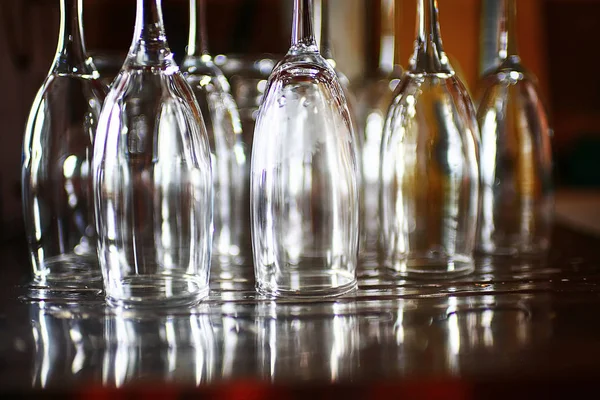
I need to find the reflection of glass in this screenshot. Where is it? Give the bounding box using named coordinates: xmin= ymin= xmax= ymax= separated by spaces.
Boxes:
xmin=439 ymin=295 xmax=549 ymax=374
xmin=31 ymin=303 xmax=104 ymax=389
xmin=359 ymin=296 xmax=550 ymax=377
xmin=103 ymin=310 xmax=215 ymax=387
xmin=251 ymin=0 xmax=359 ymax=297
xmin=183 ymin=0 xmax=247 ymax=266
xmin=257 ymin=303 xmax=359 ymax=382
xmin=360 ymin=299 xmax=438 ymax=375
xmin=217 ymin=314 xmax=259 ymax=379
xmin=22 ymin=0 xmax=106 ymax=290
xmin=357 ymin=0 xmax=403 ymax=262
xmin=476 ymin=0 xmax=553 ymax=256
xmin=93 ymin=0 xmax=213 ymax=307
xmin=380 ymin=0 xmax=479 ymax=277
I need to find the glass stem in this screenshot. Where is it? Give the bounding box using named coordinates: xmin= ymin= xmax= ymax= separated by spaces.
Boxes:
xmin=187 ymin=0 xmax=209 ymax=58
xmin=126 ymin=0 xmax=173 ymax=68
xmin=291 ymin=0 xmax=318 ymax=54
xmin=498 ymin=0 xmax=520 ymax=66
xmin=377 ymin=0 xmax=397 ymax=75
xmin=314 ymin=0 xmax=333 ymax=60
xmin=410 ymin=0 xmax=452 ymax=75
xmin=53 ymin=0 xmax=89 ymax=75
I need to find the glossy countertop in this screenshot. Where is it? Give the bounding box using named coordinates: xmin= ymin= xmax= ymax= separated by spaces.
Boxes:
xmin=2 ymin=217 xmax=600 ymax=398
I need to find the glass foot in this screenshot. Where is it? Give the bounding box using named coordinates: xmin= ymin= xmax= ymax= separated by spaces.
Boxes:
xmin=105 ymin=275 xmax=209 ymax=308
xmin=27 ymin=254 xmax=103 ymax=301
xmin=388 ymin=254 xmax=475 ymax=279
xmin=256 ymin=270 xmax=358 ymax=299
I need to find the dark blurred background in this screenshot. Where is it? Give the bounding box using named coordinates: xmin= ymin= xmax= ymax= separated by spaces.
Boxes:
xmin=1 ymin=0 xmax=599 ymax=239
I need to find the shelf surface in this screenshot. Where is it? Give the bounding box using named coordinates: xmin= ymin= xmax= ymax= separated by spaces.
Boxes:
xmin=2 ymin=220 xmax=600 ymax=398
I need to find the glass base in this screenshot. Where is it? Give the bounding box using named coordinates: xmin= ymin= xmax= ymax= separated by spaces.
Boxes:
xmin=477 ymin=239 xmax=550 ymax=257
xmin=476 ymin=254 xmax=552 ymax=276
xmin=256 ymin=270 xmax=358 ymax=298
xmin=388 ymin=254 xmax=475 ymax=279
xmin=359 ymin=249 xmax=384 ymax=269
xmin=34 ymin=253 xmax=102 ymax=283
xmin=26 ymin=285 xmax=104 ymax=302
xmin=28 ymin=254 xmax=103 ymax=301
xmin=106 ymin=275 xmax=209 ymax=308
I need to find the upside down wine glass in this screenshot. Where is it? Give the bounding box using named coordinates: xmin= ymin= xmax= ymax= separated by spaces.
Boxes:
xmin=357 ymin=0 xmax=404 ymax=263
xmin=476 ymin=0 xmax=553 ymax=256
xmin=182 ymin=0 xmax=247 ymax=266
xmin=251 ymin=0 xmax=359 ymax=297
xmin=314 ymin=0 xmax=364 ymax=256
xmin=93 ymin=0 xmax=213 ymax=307
xmin=380 ymin=0 xmax=480 ymax=276
xmin=22 ymin=0 xmax=106 ymax=293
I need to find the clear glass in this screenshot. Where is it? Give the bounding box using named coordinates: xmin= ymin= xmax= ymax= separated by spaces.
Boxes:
xmin=315 ymin=0 xmax=363 ymax=255
xmin=251 ymin=0 xmax=359 ymax=297
xmin=380 ymin=0 xmax=480 ymax=277
xmin=476 ymin=0 xmax=553 ymax=256
xmin=357 ymin=0 xmax=404 ymax=263
xmin=217 ymin=55 xmax=277 ymax=153
xmin=182 ymin=0 xmax=247 ymax=266
xmin=93 ymin=0 xmax=213 ymax=307
xmin=216 ymin=55 xmax=277 ymax=261
xmin=22 ymin=0 xmax=107 ymax=291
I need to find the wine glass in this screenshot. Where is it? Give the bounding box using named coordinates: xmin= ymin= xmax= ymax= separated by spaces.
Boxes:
xmin=251 ymin=0 xmax=359 ymax=297
xmin=22 ymin=0 xmax=107 ymax=294
xmin=182 ymin=0 xmax=247 ymax=267
xmin=93 ymin=0 xmax=213 ymax=307
xmin=356 ymin=0 xmax=404 ymax=263
xmin=217 ymin=55 xmax=278 ymax=263
xmin=217 ymin=55 xmax=278 ymax=153
xmin=314 ymin=0 xmax=364 ymax=253
xmin=380 ymin=0 xmax=480 ymax=277
xmin=476 ymin=0 xmax=553 ymax=256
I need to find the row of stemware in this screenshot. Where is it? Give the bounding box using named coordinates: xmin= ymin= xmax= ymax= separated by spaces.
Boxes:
xmin=21 ymin=0 xmax=552 ymax=306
